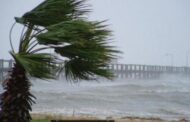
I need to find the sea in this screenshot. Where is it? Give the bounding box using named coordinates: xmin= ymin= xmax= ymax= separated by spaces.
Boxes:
xmin=1 ymin=75 xmax=190 ymax=120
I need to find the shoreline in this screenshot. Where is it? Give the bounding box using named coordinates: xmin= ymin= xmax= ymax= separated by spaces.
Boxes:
xmin=31 ymin=113 xmax=189 ymax=122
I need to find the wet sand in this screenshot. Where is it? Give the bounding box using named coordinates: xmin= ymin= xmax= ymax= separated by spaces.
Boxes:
xmin=31 ymin=113 xmax=189 ymax=122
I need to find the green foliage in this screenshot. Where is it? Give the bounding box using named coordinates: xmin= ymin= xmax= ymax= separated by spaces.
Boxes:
xmin=36 ymin=20 xmax=119 ymax=80
xmin=10 ymin=52 xmax=58 ymax=79
xmin=15 ymin=0 xmax=90 ymax=27
xmin=64 ymin=58 xmax=112 ymax=81
xmin=13 ymin=0 xmax=119 ymax=81
xmin=37 ymin=20 xmax=110 ymax=45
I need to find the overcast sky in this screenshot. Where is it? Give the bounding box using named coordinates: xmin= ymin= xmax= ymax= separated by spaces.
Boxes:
xmin=1 ymin=0 xmax=190 ymax=66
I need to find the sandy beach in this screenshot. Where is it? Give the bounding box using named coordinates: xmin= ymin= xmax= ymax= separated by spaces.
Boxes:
xmin=31 ymin=113 xmax=189 ymax=122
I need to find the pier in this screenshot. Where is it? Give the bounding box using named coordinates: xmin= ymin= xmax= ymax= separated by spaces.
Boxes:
xmin=0 ymin=59 xmax=190 ymax=81
xmin=107 ymin=64 xmax=190 ymax=79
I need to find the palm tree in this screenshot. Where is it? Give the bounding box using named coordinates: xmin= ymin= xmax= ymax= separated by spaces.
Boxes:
xmin=0 ymin=0 xmax=119 ymax=122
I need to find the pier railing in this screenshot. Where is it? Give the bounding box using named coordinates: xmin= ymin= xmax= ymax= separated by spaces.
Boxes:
xmin=0 ymin=59 xmax=190 ymax=81
xmin=107 ymin=64 xmax=190 ymax=79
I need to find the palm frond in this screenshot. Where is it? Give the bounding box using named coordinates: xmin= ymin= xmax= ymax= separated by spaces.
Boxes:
xmin=63 ymin=58 xmax=114 ymax=81
xmin=10 ymin=52 xmax=58 ymax=79
xmin=36 ymin=20 xmax=111 ymax=45
xmin=13 ymin=1 xmax=120 ymax=81
xmin=35 ymin=19 xmax=120 ymax=80
xmin=15 ymin=0 xmax=90 ymax=27
xmin=54 ymin=42 xmax=118 ymax=61
xmin=57 ymin=43 xmax=118 ymax=80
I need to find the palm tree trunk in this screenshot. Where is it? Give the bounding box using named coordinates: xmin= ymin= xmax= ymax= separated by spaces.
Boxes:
xmin=0 ymin=63 xmax=35 ymax=122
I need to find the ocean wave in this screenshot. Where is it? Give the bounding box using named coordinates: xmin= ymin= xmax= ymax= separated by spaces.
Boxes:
xmin=141 ymin=88 xmax=190 ymax=93
xmin=32 ymin=107 xmax=190 ymax=121
xmin=1 ymin=77 xmax=190 ymax=121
